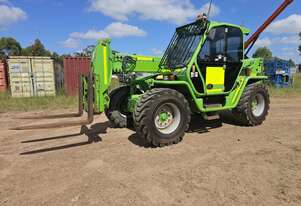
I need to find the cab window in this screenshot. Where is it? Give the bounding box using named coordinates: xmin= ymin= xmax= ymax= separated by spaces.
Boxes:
xmin=227 ymin=27 xmax=243 ymax=62
xmin=198 ymin=27 xmax=226 ymax=62
xmin=198 ymin=26 xmax=243 ymax=63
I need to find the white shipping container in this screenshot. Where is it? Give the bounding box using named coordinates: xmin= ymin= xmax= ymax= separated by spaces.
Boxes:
xmin=7 ymin=56 xmax=56 ymax=97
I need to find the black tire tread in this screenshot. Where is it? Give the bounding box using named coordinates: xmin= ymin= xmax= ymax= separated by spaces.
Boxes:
xmin=134 ymin=88 xmax=191 ymax=147
xmin=233 ymin=83 xmax=270 ymax=126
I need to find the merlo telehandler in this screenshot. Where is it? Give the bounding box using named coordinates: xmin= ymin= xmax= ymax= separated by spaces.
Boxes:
xmin=15 ymin=0 xmax=294 ymax=147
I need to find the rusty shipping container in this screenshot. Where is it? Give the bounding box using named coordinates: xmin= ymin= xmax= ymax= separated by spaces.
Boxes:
xmin=64 ymin=57 xmax=91 ymax=96
xmin=0 ymin=60 xmax=8 ymax=92
xmin=7 ymin=56 xmax=56 ymax=97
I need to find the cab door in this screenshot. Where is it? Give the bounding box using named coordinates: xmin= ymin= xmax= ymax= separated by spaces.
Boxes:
xmin=197 ymin=26 xmax=244 ymax=94
xmin=197 ymin=27 xmax=227 ymax=95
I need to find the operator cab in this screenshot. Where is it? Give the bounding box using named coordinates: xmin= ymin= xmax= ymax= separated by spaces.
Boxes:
xmin=159 ymin=19 xmax=250 ymax=96
xmin=198 ymin=24 xmax=245 ymax=94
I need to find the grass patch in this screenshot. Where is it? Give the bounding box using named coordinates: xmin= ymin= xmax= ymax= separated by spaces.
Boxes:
xmin=0 ymin=73 xmax=300 ymax=113
xmin=269 ymin=73 xmax=301 ymax=97
xmin=0 ymin=78 xmax=120 ymax=113
xmin=0 ymin=92 xmax=77 ymax=113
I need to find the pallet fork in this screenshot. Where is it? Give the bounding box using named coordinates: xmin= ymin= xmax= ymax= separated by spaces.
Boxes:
xmin=11 ymin=72 xmax=95 ymax=130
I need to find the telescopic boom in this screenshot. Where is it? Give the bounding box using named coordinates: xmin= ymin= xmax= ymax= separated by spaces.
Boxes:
xmin=244 ymin=0 xmax=294 ymax=50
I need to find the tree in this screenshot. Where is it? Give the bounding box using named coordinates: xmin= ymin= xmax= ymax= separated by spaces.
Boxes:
xmin=73 ymin=45 xmax=95 ymax=57
xmin=21 ymin=39 xmax=51 ymax=56
xmin=288 ymin=59 xmax=295 ymax=68
xmin=51 ymin=52 xmax=65 ymax=64
xmin=0 ymin=37 xmax=22 ymax=59
xmin=73 ymin=52 xmax=86 ymax=57
xmin=299 ymin=32 xmax=301 ymax=55
xmin=252 ymin=47 xmax=273 ymax=59
xmin=83 ymin=45 xmax=95 ymax=57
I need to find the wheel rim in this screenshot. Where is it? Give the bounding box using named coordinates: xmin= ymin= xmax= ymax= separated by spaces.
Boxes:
xmin=251 ymin=93 xmax=265 ymax=117
xmin=154 ymin=103 xmax=181 ymax=134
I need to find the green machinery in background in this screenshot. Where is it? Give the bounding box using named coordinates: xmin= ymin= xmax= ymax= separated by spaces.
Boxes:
xmin=15 ymin=0 xmax=294 ymax=147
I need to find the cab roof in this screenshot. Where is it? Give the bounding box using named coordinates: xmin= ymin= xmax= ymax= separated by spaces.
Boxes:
xmin=209 ymin=21 xmax=251 ymax=35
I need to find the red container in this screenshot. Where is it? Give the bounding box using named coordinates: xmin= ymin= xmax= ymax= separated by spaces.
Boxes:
xmin=0 ymin=60 xmax=8 ymax=92
xmin=64 ymin=57 xmax=91 ymax=96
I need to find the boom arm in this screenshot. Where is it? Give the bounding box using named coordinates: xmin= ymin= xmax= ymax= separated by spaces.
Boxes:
xmin=91 ymin=39 xmax=161 ymax=113
xmin=244 ymin=0 xmax=293 ymax=50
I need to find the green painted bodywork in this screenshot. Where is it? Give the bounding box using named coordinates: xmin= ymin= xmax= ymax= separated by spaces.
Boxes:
xmin=90 ymin=39 xmax=112 ymax=113
xmin=83 ymin=20 xmax=267 ymax=115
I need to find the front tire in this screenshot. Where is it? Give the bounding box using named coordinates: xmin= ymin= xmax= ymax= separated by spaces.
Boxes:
xmin=232 ymin=84 xmax=270 ymax=126
xmin=105 ymin=86 xmax=132 ymax=128
xmin=134 ymin=88 xmax=191 ymax=147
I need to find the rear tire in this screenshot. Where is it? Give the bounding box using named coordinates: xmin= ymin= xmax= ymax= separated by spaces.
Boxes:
xmin=134 ymin=88 xmax=191 ymax=147
xmin=105 ymin=86 xmax=132 ymax=128
xmin=232 ymin=84 xmax=270 ymax=126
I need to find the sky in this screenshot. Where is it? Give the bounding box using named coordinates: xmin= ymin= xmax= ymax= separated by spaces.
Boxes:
xmin=0 ymin=0 xmax=300 ymax=63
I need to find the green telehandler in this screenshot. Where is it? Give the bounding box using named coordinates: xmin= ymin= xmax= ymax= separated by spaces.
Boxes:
xmin=15 ymin=0 xmax=293 ymax=147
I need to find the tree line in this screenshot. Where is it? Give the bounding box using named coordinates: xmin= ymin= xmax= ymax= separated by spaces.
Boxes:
xmin=0 ymin=37 xmax=94 ymax=64
xmin=0 ymin=36 xmax=298 ymax=66
xmin=299 ymin=32 xmax=301 ymax=55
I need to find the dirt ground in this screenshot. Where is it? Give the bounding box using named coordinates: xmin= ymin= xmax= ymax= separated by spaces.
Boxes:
xmin=0 ymin=97 xmax=301 ymax=206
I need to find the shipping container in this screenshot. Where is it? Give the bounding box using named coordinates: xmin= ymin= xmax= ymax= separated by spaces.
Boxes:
xmin=0 ymin=60 xmax=8 ymax=92
xmin=64 ymin=57 xmax=91 ymax=96
xmin=7 ymin=56 xmax=56 ymax=97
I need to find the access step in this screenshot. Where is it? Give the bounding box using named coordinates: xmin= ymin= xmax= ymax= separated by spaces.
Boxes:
xmin=204 ymin=104 xmax=223 ymax=108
